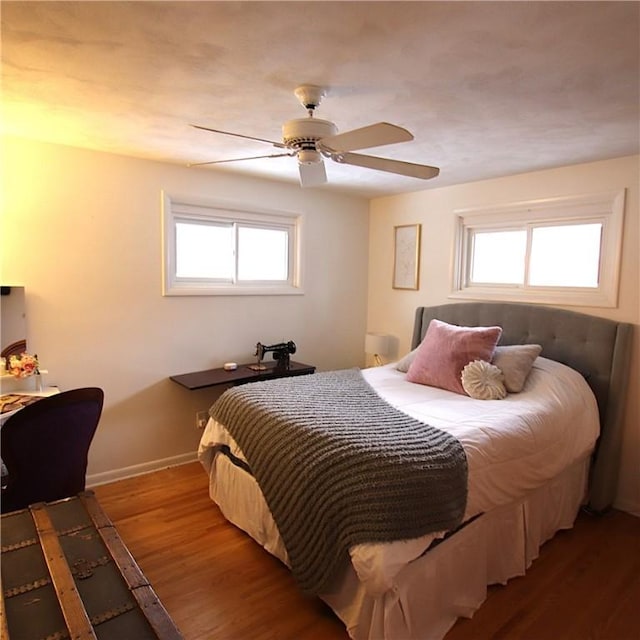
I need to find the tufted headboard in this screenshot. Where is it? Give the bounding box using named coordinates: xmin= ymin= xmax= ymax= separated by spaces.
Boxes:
xmin=411 ymin=302 xmax=633 ymax=513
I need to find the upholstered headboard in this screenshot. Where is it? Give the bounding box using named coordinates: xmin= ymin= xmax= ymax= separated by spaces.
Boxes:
xmin=411 ymin=302 xmax=633 ymax=513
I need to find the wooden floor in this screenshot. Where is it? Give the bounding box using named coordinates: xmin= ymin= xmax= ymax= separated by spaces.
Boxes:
xmin=94 ymin=462 xmax=640 ymax=640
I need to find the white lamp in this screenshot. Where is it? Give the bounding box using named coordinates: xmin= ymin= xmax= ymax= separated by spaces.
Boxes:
xmin=365 ymin=332 xmax=390 ymax=366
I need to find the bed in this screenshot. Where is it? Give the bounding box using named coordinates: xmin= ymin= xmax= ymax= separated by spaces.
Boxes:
xmin=198 ymin=302 xmax=632 ymax=640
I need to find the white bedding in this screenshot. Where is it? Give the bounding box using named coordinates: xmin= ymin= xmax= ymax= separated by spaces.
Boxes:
xmin=198 ymin=356 xmax=599 ymax=597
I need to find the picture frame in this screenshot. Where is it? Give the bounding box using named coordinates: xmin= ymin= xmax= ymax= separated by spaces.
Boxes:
xmin=393 ymin=224 xmax=421 ymax=290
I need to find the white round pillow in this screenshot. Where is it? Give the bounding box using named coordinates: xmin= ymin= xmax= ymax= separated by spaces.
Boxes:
xmin=461 ymin=360 xmax=507 ymax=400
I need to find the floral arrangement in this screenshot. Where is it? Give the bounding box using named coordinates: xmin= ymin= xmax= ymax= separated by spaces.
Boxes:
xmin=8 ymin=353 xmax=39 ymax=378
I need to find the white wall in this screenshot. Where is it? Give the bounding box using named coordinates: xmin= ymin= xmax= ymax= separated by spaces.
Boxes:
xmin=367 ymin=155 xmax=640 ymax=514
xmin=3 ymin=139 xmax=637 ymax=511
xmin=0 ymin=136 xmax=370 ymax=482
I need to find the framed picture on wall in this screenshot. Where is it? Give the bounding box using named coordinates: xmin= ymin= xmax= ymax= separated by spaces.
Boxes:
xmin=393 ymin=224 xmax=421 ymax=290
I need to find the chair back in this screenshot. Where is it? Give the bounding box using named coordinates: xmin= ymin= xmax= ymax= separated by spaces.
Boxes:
xmin=1 ymin=339 xmax=27 ymax=360
xmin=1 ymin=387 xmax=104 ymax=513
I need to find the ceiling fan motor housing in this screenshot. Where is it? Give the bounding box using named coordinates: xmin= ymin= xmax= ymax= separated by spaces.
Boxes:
xmin=282 ymin=118 xmax=338 ymax=163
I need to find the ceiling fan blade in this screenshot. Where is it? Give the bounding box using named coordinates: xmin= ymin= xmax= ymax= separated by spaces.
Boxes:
xmin=190 ymin=124 xmax=287 ymax=149
xmin=298 ymin=161 xmax=327 ymax=187
xmin=333 ymin=152 xmax=440 ymax=180
xmin=188 ymin=152 xmax=293 ymax=167
xmin=318 ymin=122 xmax=413 ymax=153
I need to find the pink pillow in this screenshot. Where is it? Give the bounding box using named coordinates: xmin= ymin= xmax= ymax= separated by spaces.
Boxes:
xmin=406 ymin=319 xmax=503 ymax=395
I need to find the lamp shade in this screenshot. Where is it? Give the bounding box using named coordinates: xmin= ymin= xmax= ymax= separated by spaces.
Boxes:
xmin=365 ymin=332 xmax=390 ymax=356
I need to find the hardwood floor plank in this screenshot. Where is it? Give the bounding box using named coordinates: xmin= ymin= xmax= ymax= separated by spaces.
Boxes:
xmin=94 ymin=462 xmax=640 ymax=640
xmin=94 ymin=463 xmax=347 ymax=640
xmin=446 ymin=507 xmax=640 ymax=640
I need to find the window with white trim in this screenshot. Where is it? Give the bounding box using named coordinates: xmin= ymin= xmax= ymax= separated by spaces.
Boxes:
xmin=162 ymin=193 xmax=303 ymax=296
xmin=451 ymin=190 xmax=625 ymax=308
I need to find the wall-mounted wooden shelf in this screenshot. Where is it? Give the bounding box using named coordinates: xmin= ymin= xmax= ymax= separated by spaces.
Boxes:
xmin=170 ymin=361 xmax=316 ymax=391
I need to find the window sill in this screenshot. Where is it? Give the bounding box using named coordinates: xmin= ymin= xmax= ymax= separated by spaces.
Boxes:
xmin=163 ymin=284 xmax=305 ymax=297
xmin=448 ymin=286 xmax=616 ymax=308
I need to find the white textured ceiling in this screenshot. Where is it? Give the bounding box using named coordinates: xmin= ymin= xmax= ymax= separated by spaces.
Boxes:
xmin=2 ymin=1 xmax=639 ymax=198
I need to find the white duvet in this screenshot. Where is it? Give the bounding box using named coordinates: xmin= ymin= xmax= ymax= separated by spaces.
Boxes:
xmin=198 ymin=356 xmax=599 ymax=596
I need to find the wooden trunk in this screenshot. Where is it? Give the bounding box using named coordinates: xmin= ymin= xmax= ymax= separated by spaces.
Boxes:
xmin=0 ymin=491 xmax=183 ymax=640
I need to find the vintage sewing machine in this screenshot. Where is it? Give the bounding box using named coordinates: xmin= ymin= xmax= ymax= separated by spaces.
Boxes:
xmin=249 ymin=340 xmax=297 ymax=371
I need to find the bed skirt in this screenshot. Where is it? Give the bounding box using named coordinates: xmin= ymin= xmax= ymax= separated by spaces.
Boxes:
xmin=206 ymin=451 xmax=589 ymax=640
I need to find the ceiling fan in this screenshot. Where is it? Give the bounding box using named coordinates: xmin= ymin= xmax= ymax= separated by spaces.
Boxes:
xmin=189 ymin=85 xmax=440 ymax=187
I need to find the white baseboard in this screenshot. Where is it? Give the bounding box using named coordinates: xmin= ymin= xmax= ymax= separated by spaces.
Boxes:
xmin=613 ymin=497 xmax=640 ymax=518
xmin=86 ymin=452 xmax=199 ymax=488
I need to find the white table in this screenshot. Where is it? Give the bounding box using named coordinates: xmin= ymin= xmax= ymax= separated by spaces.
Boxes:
xmin=0 ymin=387 xmax=60 ymax=426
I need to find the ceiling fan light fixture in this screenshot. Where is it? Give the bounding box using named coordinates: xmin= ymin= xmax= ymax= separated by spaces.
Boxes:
xmin=297 ymin=149 xmax=322 ymax=165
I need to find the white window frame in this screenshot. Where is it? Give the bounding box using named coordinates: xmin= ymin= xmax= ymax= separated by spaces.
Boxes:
xmin=450 ymin=190 xmax=625 ymax=308
xmin=162 ymin=192 xmax=303 ymax=296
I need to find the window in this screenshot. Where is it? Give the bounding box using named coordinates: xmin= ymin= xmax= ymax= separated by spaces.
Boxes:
xmin=451 ymin=190 xmax=625 ymax=307
xmin=162 ymin=193 xmax=303 ymax=296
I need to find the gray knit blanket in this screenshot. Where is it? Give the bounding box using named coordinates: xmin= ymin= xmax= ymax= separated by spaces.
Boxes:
xmin=209 ymin=368 xmax=468 ymax=595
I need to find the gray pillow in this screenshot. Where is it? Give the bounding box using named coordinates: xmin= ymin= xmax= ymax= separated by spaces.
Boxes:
xmin=492 ymin=344 xmax=542 ymax=393
xmin=395 ymin=347 xmax=419 ymax=373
